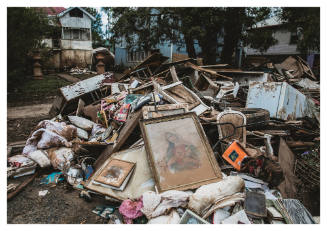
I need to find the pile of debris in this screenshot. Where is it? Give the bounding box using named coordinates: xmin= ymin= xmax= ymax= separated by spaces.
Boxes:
xmin=70 ymin=67 xmax=96 ymax=75
xmin=8 ymin=53 xmax=320 ymax=224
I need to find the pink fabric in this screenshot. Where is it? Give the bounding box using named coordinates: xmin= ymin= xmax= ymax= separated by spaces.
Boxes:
xmin=119 ymin=198 xmax=143 ymax=224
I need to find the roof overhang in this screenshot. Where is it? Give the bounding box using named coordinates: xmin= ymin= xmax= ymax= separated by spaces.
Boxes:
xmin=57 ymin=7 xmax=96 ymax=21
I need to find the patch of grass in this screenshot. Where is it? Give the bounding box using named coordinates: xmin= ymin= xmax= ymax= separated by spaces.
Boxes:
xmin=8 ymin=74 xmax=70 ymax=104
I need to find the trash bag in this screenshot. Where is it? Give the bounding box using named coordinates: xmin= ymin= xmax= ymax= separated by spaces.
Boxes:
xmin=22 ymin=120 xmax=76 ymax=156
xmin=47 ymin=147 xmax=74 ymax=171
xmin=68 ymin=116 xmax=96 ymax=131
xmin=28 ymin=150 xmax=51 ymax=168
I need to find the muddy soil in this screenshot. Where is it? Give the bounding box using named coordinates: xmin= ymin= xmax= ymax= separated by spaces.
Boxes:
xmin=7 ymin=116 xmax=50 ymax=143
xmin=7 ymin=171 xmax=111 ymax=224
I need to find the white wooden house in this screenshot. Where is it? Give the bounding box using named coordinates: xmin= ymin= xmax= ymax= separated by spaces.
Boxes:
xmin=42 ymin=7 xmax=95 ymax=69
xmin=246 ymin=16 xmax=300 ymax=56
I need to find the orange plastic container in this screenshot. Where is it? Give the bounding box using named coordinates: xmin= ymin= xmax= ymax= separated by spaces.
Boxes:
xmin=222 ymin=141 xmax=248 ymax=171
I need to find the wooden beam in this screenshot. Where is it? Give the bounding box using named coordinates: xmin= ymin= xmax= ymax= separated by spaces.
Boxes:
xmin=185 ymin=62 xmax=233 ymax=81
xmin=169 ymin=66 xmax=180 ymax=82
xmin=7 ymin=172 xmax=38 ymax=200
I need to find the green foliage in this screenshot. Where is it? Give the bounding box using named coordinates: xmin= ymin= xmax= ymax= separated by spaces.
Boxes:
xmin=279 ymin=7 xmax=320 ymax=54
xmin=108 ymin=7 xmax=276 ymax=65
xmin=84 ymin=7 xmax=105 ymax=48
xmin=246 ymin=28 xmax=278 ymax=53
xmin=7 ymin=7 xmax=53 ymax=84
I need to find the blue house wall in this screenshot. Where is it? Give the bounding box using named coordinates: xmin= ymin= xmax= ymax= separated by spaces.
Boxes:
xmin=115 ymin=41 xmax=202 ymax=67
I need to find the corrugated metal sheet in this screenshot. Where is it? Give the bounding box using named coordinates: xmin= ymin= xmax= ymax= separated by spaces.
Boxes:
xmin=246 ymin=82 xmax=313 ymax=120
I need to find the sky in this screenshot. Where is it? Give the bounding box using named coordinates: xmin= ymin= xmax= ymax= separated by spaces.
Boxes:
xmin=95 ymin=7 xmax=109 ymax=38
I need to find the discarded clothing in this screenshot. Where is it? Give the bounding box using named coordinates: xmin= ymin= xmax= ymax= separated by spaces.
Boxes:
xmin=141 ymin=190 xmax=192 ymax=219
xmin=119 ymin=198 xmax=144 ymax=224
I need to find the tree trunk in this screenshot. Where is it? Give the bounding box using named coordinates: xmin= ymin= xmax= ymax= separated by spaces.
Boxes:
xmin=198 ymin=29 xmax=218 ymax=65
xmin=221 ymin=8 xmax=245 ymax=65
xmin=184 ymin=34 xmax=197 ymax=58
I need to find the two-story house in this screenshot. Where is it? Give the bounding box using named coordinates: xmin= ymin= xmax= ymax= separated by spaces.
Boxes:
xmin=42 ymin=7 xmax=96 ymax=69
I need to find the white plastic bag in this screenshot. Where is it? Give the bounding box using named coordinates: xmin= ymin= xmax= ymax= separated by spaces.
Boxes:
xmin=76 ymin=127 xmax=89 ymax=140
xmin=68 ymin=116 xmax=96 ymax=131
xmin=28 ymin=150 xmax=51 ymax=168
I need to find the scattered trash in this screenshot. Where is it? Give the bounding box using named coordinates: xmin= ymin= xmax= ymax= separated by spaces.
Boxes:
xmin=179 ymin=209 xmax=210 ymax=224
xmin=40 ymin=172 xmax=64 ymax=185
xmin=38 ymin=190 xmax=49 ymax=197
xmin=9 ymin=51 xmax=319 ymax=224
xmin=92 ymin=205 xmax=115 ymax=219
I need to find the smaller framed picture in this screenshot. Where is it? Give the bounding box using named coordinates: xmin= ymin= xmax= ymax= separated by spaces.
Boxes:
xmin=94 ymin=159 xmax=135 ymax=189
xmin=180 ymin=209 xmax=210 ymax=224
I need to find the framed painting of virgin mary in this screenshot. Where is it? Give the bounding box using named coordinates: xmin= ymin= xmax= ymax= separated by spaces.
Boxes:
xmin=140 ymin=112 xmax=222 ymax=193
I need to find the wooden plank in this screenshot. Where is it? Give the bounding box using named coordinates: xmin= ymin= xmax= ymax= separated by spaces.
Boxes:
xmin=117 ymin=53 xmax=169 ymax=81
xmin=7 ymin=172 xmax=38 ymax=200
xmin=185 ymin=62 xmax=233 ymax=81
xmin=169 ymin=66 xmax=180 ymax=82
xmin=199 ymin=64 xmax=229 ymax=68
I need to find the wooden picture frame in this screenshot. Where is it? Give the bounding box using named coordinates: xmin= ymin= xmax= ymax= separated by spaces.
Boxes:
xmin=142 ymin=103 xmax=189 ymax=120
xmin=94 ymin=158 xmax=135 ymax=188
xmin=140 ymin=112 xmax=222 ymax=193
xmin=85 ymin=146 xmax=155 ymax=201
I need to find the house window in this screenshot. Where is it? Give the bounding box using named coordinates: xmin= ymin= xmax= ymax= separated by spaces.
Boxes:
xmin=127 ymin=51 xmax=149 ymax=62
xmin=72 ymin=29 xmax=80 ymax=40
xmin=69 ymin=8 xmax=83 ymax=18
xmin=62 ymin=28 xmax=91 ymax=41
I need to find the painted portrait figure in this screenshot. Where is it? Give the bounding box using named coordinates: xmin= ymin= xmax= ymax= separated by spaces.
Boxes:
xmin=165 ymin=132 xmax=201 ymax=173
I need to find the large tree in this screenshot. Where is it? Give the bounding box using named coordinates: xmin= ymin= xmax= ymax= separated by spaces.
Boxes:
xmin=108 ymin=7 xmax=276 ymax=65
xmin=7 ymin=7 xmax=52 ymax=77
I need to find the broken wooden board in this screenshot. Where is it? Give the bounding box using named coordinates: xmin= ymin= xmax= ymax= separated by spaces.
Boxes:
xmin=185 ymin=62 xmax=233 ymax=81
xmin=157 ymin=81 xmax=209 ymax=115
xmin=142 ymin=104 xmax=189 ymax=119
xmin=7 ymin=172 xmax=38 ymax=200
xmin=277 ymin=138 xmax=301 ymax=199
xmin=117 ymin=53 xmax=169 ymax=81
xmin=49 ymin=74 xmax=112 ymax=117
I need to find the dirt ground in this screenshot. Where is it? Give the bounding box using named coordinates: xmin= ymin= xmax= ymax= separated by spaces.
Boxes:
xmin=7 ymin=170 xmax=112 ymax=224
xmin=7 ymin=73 xmax=116 ymax=224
